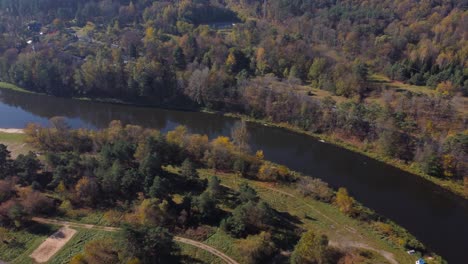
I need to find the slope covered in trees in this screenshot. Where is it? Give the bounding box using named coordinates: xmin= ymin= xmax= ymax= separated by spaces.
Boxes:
xmin=0 ymin=120 xmax=442 ymax=263
xmin=0 ymin=0 xmax=466 ymax=195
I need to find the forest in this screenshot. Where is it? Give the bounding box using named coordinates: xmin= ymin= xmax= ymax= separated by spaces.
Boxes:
xmin=0 ymin=119 xmax=440 ymax=263
xmin=0 ymin=1 xmax=466 ymax=195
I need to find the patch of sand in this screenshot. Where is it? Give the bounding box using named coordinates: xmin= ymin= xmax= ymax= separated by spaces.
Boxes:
xmin=0 ymin=129 xmax=24 ymax=134
xmin=29 ymin=226 xmax=77 ymax=263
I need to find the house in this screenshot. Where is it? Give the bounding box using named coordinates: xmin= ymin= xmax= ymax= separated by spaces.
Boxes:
xmin=416 ymin=258 xmax=426 ymax=264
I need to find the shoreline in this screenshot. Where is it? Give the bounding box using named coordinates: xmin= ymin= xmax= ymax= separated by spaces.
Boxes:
xmin=0 ymin=84 xmax=466 ymax=199
xmin=0 ymin=128 xmax=25 ymax=134
xmin=226 ymin=113 xmax=467 ymax=199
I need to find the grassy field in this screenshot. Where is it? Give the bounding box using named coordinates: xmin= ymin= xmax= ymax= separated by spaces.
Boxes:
xmin=369 ymin=74 xmax=436 ymax=96
xmin=192 ymin=168 xmax=426 ymax=264
xmin=0 ymin=82 xmax=34 ymax=94
xmin=0 ymin=132 xmax=32 ymax=157
xmin=0 ymin=224 xmax=59 ymax=263
xmin=369 ymin=74 xmax=467 ymax=114
xmin=47 ymin=228 xmax=118 ymax=264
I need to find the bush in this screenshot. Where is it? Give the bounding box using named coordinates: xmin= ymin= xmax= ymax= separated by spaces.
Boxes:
xmin=237 ymin=232 xmax=277 ymax=264
xmin=257 ymin=162 xmax=292 ymax=182
xmin=297 ymin=178 xmax=333 ymax=202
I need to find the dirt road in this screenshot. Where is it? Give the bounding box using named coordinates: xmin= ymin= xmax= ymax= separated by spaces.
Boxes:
xmin=32 ymin=217 xmax=239 ymax=264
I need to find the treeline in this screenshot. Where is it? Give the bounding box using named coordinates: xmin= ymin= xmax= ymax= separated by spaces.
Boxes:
xmin=0 ymin=119 xmax=434 ymax=263
xmin=239 ymin=76 xmax=467 ymax=181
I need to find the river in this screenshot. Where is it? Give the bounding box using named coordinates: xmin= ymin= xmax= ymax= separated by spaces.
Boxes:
xmin=0 ymin=89 xmax=467 ymax=262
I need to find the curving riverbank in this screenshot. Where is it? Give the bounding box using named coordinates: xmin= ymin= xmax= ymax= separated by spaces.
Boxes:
xmin=224 ymin=113 xmax=467 ymax=199
xmin=0 ymin=83 xmax=465 ymax=199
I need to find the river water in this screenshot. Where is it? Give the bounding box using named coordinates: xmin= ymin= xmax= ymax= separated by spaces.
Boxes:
xmin=0 ymin=89 xmax=466 ymax=262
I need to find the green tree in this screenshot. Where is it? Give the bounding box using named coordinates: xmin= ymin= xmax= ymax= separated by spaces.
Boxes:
xmin=308 ymin=58 xmax=326 ymax=82
xmin=180 ymin=159 xmax=198 ymax=179
xmin=291 ymin=230 xmax=330 ymax=264
xmin=14 ymin=152 xmax=41 ymax=185
xmin=123 ymin=225 xmax=179 ymax=264
xmin=0 ymin=144 xmax=12 ymax=179
xmin=238 ymin=183 xmax=258 ymax=203
xmin=194 ymin=191 xmax=217 ymax=221
xmin=207 ymin=176 xmax=221 ymax=197
xmin=149 ymin=176 xmax=168 ymax=199
xmin=173 ymin=47 xmax=186 ymax=70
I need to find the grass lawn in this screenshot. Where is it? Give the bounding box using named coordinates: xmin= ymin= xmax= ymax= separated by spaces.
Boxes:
xmin=0 ymin=224 xmax=59 ymax=263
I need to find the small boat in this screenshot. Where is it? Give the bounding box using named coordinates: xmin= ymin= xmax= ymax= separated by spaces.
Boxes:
xmin=319 ymin=139 xmax=325 ymax=143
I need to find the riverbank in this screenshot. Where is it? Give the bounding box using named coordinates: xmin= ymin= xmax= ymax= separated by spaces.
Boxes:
xmin=0 ymin=128 xmax=24 ymax=134
xmin=225 ymin=113 xmax=467 ymax=199
xmin=0 ymin=83 xmax=465 ymax=199
xmin=192 ymin=168 xmax=441 ymax=264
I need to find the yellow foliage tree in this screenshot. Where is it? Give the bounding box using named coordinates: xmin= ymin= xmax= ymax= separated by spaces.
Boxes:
xmin=442 ymin=154 xmax=456 ymax=177
xmin=436 ymin=81 xmax=455 ymax=97
xmin=335 ymin=188 xmax=354 ymax=215
xmin=166 ymin=125 xmax=188 ymax=147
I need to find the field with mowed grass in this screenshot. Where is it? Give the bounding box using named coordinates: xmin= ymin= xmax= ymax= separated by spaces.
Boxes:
xmin=0 ymin=224 xmax=59 ymax=263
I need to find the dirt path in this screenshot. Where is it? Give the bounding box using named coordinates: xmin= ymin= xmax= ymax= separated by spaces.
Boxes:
xmin=329 ymin=241 xmax=398 ymax=264
xmin=32 ymin=217 xmax=239 ymax=264
xmin=0 ymin=129 xmax=24 ymax=134
xmin=174 ymin=237 xmax=239 ymax=264
xmin=29 ymin=226 xmax=77 ymax=263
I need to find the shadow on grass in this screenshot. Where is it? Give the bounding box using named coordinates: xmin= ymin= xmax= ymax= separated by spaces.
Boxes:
xmin=216 ymin=185 xmax=240 ymax=209
xmin=179 ymin=255 xmax=205 ymax=264
xmin=26 ymin=222 xmax=56 ymax=236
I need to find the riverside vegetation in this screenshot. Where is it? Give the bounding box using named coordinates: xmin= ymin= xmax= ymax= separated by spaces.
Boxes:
xmin=0 ymin=119 xmax=443 ymax=263
xmin=0 ymin=0 xmax=466 ymax=198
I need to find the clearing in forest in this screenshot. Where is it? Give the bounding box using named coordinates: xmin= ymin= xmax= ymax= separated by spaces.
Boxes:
xmin=29 ymin=226 xmax=77 ymax=263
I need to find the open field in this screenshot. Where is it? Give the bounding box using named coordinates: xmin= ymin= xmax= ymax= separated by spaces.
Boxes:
xmin=29 ymin=226 xmax=77 ymax=263
xmin=193 ymin=168 xmax=422 ymax=264
xmin=0 ymin=82 xmax=34 ymax=94
xmin=47 ymin=228 xmax=118 ymax=264
xmin=369 ymin=74 xmax=468 ymax=115
xmin=31 ymin=218 xmax=239 ymax=264
xmin=0 ymin=224 xmax=59 ymax=263
xmin=0 ymin=132 xmax=31 ymax=158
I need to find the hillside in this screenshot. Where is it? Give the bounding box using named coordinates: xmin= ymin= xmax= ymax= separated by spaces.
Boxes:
xmin=0 ymin=123 xmax=443 ymax=263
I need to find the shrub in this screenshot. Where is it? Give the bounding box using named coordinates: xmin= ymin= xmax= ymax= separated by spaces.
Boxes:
xmin=297 ymin=178 xmax=333 ymax=202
